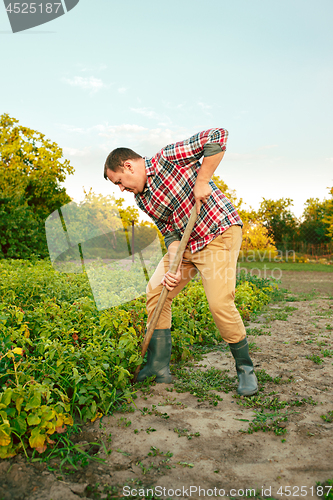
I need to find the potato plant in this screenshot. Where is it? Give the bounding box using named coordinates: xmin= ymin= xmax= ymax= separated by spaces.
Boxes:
xmin=0 ymin=259 xmax=278 ymax=458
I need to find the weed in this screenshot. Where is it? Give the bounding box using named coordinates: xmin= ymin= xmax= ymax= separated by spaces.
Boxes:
xmin=306 ymin=354 xmax=323 ymax=364
xmin=316 ymin=478 xmax=333 ymax=500
xmin=147 ymin=446 xmax=173 ymax=458
xmin=321 ymin=411 xmax=333 ymax=423
xmin=245 ymin=409 xmax=289 ymax=436
xmin=177 ymin=461 xmax=194 ymax=468
xmin=284 ymin=306 xmax=298 ymax=312
xmin=174 ymin=366 xmax=237 ymax=405
xmin=248 ymin=341 xmax=261 ymax=352
xmin=139 ymin=405 xmax=170 ymax=419
xmin=32 ymin=424 xmax=105 ymax=472
xmin=246 ymin=327 xmax=271 ymax=336
xmin=116 ymin=417 xmax=131 ymax=428
xmin=321 ymin=349 xmax=333 ymax=357
xmin=116 ymin=448 xmax=131 ymax=456
xmin=256 ymin=369 xmax=282 ymax=385
xmin=237 ymin=394 xmax=317 ymax=411
xmin=173 ymin=428 xmax=200 ymax=440
xmin=145 ymin=427 xmax=156 ymax=434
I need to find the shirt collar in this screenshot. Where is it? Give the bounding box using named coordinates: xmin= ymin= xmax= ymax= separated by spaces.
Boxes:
xmin=144 ymin=156 xmax=156 ymax=177
xmin=135 ymin=157 xmax=155 ymax=199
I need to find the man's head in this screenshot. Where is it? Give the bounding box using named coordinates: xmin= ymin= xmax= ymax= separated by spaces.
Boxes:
xmin=104 ymin=147 xmax=147 ymax=195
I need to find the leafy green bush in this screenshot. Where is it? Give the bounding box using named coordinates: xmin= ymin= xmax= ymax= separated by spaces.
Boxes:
xmin=0 ymin=259 xmax=280 ymax=458
xmin=0 ymin=378 xmax=73 ymax=459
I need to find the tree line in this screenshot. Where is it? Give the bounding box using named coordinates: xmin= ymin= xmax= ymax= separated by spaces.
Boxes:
xmin=0 ymin=113 xmax=332 ymax=259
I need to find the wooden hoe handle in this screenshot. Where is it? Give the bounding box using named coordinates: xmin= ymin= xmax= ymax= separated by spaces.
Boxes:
xmin=132 ymin=204 xmax=199 ymax=383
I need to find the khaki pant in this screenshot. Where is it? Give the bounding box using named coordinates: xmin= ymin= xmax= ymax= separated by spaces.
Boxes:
xmin=146 ymin=225 xmax=246 ymax=344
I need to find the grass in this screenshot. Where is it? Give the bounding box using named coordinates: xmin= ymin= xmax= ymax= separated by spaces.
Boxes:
xmin=172 ymin=365 xmax=237 ymax=405
xmin=237 ymin=261 xmax=333 ymax=272
xmin=316 ymin=478 xmax=333 ymax=500
xmin=246 ymin=327 xmax=271 ymax=336
xmin=321 ymin=411 xmax=333 ymax=423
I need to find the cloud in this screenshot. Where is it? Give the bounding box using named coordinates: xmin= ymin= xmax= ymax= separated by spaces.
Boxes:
xmin=130 ymin=107 xmax=161 ymax=120
xmin=58 ymin=123 xmax=112 ymax=135
xmin=63 ymin=146 xmax=90 ymax=157
xmin=97 ymin=125 xmax=191 ymax=156
xmin=62 ymin=76 xmax=107 ymax=93
xmin=59 ymin=122 xmax=192 ymax=159
xmin=118 ymin=87 xmax=127 ymax=94
xmin=197 ymin=102 xmax=212 ymax=110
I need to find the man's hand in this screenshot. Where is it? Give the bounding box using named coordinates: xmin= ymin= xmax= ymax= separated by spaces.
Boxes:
xmin=193 ymin=179 xmax=212 ymax=214
xmin=161 ymin=240 xmax=183 ymax=291
xmin=161 ymin=266 xmax=182 ymax=291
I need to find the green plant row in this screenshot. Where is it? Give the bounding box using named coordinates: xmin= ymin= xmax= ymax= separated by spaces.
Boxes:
xmin=0 ymin=259 xmax=280 ymax=458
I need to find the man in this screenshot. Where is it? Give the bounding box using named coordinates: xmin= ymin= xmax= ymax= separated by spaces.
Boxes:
xmin=104 ymin=129 xmax=258 ymax=396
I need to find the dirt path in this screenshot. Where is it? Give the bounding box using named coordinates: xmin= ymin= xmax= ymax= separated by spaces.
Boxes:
xmin=1 ymin=273 xmax=333 ymax=500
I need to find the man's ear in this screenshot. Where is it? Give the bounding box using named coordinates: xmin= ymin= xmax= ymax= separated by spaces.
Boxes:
xmin=123 ymin=160 xmax=133 ymax=171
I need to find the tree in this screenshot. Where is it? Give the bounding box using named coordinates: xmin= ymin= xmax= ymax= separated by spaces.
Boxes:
xmin=298 ymin=196 xmax=332 ymax=244
xmin=0 ymin=196 xmax=47 ymax=258
xmin=322 ymin=187 xmax=333 ymax=240
xmin=212 ymin=175 xmax=275 ymax=252
xmin=0 ymin=113 xmax=74 ymax=258
xmin=211 ymin=174 xmax=242 ymax=209
xmin=257 ymin=198 xmax=298 ymax=247
xmin=0 ymin=113 xmax=73 ymax=219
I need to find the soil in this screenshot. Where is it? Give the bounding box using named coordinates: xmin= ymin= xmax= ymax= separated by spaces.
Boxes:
xmin=1 ymin=272 xmax=333 ymax=500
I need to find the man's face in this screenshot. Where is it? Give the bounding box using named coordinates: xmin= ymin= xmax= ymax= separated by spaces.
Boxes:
xmin=106 ymin=160 xmax=147 ymax=195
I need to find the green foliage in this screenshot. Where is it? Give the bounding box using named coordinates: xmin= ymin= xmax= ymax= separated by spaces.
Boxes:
xmin=0 ymin=258 xmax=279 ymax=458
xmin=299 ymin=196 xmax=333 ymax=244
xmin=0 ymin=113 xmax=74 ymax=258
xmin=173 ymin=366 xmax=236 ymax=405
xmin=0 ymin=113 xmax=73 ymax=218
xmin=0 ymin=379 xmax=73 ymax=459
xmin=321 ymin=411 xmax=333 ymax=423
xmin=257 ymin=197 xmax=298 ymax=247
xmin=171 ymin=280 xmax=220 ymax=360
xmin=0 ymin=196 xmax=49 ymax=258
xmin=234 ymin=282 xmax=271 ymax=321
xmin=246 ymin=409 xmax=289 ymax=436
xmin=306 ymin=354 xmax=323 ymax=365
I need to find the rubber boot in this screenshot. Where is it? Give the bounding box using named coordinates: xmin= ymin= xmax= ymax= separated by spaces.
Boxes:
xmin=137 ymin=329 xmax=172 ymax=383
xmin=229 ymin=337 xmax=258 ymax=396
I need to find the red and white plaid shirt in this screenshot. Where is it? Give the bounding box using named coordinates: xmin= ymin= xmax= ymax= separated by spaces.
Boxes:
xmin=135 ymin=129 xmax=243 ymax=253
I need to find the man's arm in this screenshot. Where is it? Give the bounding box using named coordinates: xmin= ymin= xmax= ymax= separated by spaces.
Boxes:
xmin=161 ymin=128 xmax=228 ymax=168
xmin=194 ymin=150 xmax=225 ymax=214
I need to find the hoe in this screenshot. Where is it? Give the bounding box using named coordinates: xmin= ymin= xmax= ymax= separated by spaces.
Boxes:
xmin=132 ymin=204 xmax=199 ymax=383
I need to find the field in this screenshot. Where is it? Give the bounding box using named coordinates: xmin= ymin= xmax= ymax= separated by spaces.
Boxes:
xmin=0 ymin=261 xmax=333 ymax=500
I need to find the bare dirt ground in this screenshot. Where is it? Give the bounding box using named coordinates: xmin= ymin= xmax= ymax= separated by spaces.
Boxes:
xmin=1 ymin=271 xmax=332 ymax=500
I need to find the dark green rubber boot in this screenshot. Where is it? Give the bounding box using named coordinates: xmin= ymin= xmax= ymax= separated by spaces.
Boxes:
xmin=137 ymin=329 xmax=172 ymax=384
xmin=229 ymin=337 xmax=258 ymax=396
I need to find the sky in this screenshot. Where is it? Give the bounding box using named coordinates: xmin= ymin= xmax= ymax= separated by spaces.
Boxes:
xmin=1 ymin=0 xmax=332 ymax=221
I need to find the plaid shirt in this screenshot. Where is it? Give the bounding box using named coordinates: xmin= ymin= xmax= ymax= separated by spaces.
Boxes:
xmin=135 ymin=129 xmax=243 ymax=254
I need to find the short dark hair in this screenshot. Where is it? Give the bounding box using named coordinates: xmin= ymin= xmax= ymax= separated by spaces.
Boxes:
xmin=104 ymin=147 xmax=142 ymax=180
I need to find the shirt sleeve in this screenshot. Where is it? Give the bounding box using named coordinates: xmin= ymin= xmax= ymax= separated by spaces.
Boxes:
xmin=161 ymin=128 xmax=228 ymax=167
xmin=148 ymin=213 xmax=174 ymax=238
xmin=203 ymin=143 xmax=223 ymax=157
xmin=164 ymin=231 xmax=181 ymax=249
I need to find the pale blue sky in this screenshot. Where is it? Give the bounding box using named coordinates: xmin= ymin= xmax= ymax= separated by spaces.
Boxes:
xmin=1 ymin=0 xmax=332 ymax=220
